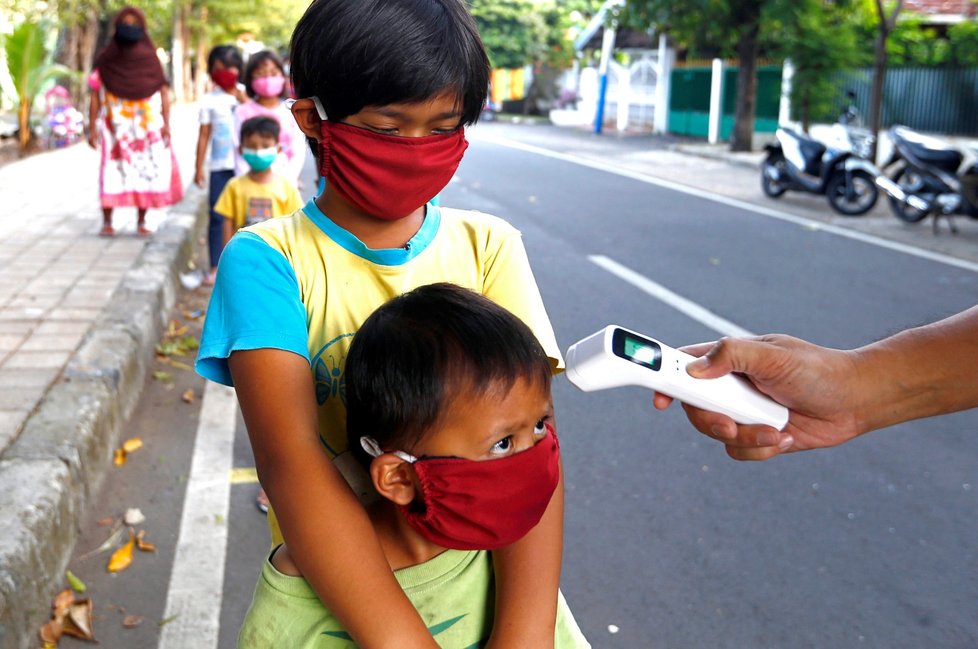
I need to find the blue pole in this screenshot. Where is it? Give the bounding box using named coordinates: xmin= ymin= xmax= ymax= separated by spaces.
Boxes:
xmin=594 ymin=73 xmax=608 ymax=134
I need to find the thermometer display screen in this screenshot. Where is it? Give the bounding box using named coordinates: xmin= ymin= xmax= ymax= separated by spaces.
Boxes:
xmin=612 ymin=328 xmax=662 ymax=371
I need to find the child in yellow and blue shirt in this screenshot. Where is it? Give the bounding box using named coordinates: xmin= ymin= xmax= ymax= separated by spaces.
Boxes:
xmin=196 ymin=1 xmax=566 ymax=645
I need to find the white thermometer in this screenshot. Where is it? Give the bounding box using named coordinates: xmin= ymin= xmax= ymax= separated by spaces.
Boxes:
xmin=565 ymin=325 xmax=789 ymax=430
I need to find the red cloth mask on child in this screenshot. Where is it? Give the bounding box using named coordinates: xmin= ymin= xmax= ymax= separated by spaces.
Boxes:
xmin=311 ymin=97 xmax=468 ymax=220
xmin=361 ymin=427 xmax=560 ymax=550
xmin=211 ymin=69 xmax=239 ymax=91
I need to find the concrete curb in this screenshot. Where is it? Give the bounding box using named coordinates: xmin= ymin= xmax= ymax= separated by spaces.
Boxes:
xmin=0 ymin=187 xmax=206 ymax=649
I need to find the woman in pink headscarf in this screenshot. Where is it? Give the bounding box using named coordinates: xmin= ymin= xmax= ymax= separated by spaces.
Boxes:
xmin=88 ymin=6 xmax=183 ymax=237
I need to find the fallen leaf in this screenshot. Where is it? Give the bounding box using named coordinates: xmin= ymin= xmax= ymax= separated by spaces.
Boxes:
xmin=122 ymin=614 xmax=145 ymax=628
xmin=39 ymin=618 xmax=62 ymax=644
xmin=65 ymin=569 xmax=87 ymax=593
xmin=107 ymin=534 xmax=136 ymax=573
xmin=181 ymin=389 xmax=194 ymax=403
xmin=96 ymin=517 xmax=115 ymax=527
xmin=168 ymin=359 xmax=194 ymax=372
xmin=152 ymin=370 xmax=173 ymax=383
xmin=159 ymin=614 xmax=179 ymax=627
xmin=122 ymin=438 xmax=143 ymax=453
xmin=136 ymin=530 xmax=157 ymax=552
xmin=52 ymin=589 xmax=74 ymax=617
xmin=63 ymin=599 xmax=95 ymax=641
xmin=114 ymin=449 xmax=127 ymax=466
xmin=78 ymin=524 xmax=123 ymax=561
xmin=124 ymin=508 xmax=146 ymax=526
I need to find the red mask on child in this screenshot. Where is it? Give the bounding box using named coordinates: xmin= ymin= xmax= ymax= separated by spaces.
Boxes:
xmin=211 ymin=69 xmax=238 ymax=91
xmin=312 ymin=97 xmax=468 ymax=220
xmin=362 ymin=428 xmax=560 ymax=551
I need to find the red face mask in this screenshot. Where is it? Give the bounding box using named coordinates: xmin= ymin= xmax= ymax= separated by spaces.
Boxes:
xmin=362 ymin=428 xmax=560 ymax=550
xmin=312 ymin=97 xmax=468 ymax=220
xmin=211 ymin=68 xmax=238 ymax=91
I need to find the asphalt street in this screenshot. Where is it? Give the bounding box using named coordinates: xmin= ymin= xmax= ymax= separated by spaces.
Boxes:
xmin=60 ymin=121 xmax=978 ymax=649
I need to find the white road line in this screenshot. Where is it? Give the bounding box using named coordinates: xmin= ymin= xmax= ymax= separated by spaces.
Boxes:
xmin=589 ymin=254 xmax=755 ymax=338
xmin=159 ymin=381 xmax=238 ymax=649
xmin=475 ymin=132 xmax=978 ymax=275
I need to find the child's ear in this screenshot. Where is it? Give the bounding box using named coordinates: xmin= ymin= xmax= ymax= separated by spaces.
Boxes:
xmin=290 ymin=98 xmax=323 ymax=141
xmin=369 ymin=454 xmax=417 ymax=506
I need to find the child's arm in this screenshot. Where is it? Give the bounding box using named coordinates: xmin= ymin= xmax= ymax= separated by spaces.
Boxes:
xmin=228 ymin=349 xmax=440 ymax=649
xmin=487 ymin=453 xmax=564 ymax=649
xmin=222 ymin=216 xmax=235 ymax=247
xmin=194 ymin=123 xmax=211 ymax=187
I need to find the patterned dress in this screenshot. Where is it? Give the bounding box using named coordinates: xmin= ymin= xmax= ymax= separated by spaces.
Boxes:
xmin=89 ymin=70 xmax=183 ymax=209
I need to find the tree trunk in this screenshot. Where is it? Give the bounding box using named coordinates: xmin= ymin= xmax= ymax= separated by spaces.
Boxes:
xmin=730 ymin=8 xmax=760 ymax=152
xmin=181 ymin=5 xmax=193 ymax=101
xmin=193 ymin=7 xmax=209 ymax=101
xmin=868 ymin=31 xmax=887 ymax=163
xmin=171 ymin=2 xmax=185 ymax=101
xmin=18 ymin=99 xmax=32 ymax=153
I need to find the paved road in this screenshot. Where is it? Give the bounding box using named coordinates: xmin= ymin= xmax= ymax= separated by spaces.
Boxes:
xmin=61 ymin=121 xmax=978 ymax=649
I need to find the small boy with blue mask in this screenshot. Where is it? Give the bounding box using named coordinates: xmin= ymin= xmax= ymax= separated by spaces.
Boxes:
xmin=214 ymin=115 xmax=303 ymax=247
xmin=237 ymin=283 xmax=589 ymax=648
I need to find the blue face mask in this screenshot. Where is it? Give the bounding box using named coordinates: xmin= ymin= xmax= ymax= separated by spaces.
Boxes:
xmin=242 ymin=147 xmax=277 ymax=172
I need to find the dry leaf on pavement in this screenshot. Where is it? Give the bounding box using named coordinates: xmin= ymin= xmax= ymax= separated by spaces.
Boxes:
xmin=122 ymin=614 xmax=145 ymax=628
xmin=135 ymin=529 xmax=157 ymax=552
xmin=107 ymin=533 xmax=135 ymax=573
xmin=182 ymin=389 xmax=194 ymax=403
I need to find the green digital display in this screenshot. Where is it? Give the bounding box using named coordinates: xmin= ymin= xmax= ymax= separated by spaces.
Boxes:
xmin=612 ymin=329 xmax=662 ymax=371
xmin=623 ymin=336 xmax=658 ymax=365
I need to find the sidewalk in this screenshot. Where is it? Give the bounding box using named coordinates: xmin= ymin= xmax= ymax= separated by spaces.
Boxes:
xmin=0 ymin=103 xmax=205 ymax=648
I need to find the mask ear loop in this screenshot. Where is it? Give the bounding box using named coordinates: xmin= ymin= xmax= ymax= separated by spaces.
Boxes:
xmin=360 ymin=436 xmax=417 ymax=464
xmin=311 ymin=96 xmax=328 ymax=121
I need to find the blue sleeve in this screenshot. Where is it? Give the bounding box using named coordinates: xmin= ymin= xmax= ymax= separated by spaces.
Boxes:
xmin=195 ymin=232 xmax=310 ymax=386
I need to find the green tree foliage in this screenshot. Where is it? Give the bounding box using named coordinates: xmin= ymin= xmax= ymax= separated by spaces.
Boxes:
xmin=469 ymin=0 xmax=549 ymax=69
xmin=766 ymin=0 xmax=869 ymax=131
xmin=4 ymin=19 xmax=73 ymax=152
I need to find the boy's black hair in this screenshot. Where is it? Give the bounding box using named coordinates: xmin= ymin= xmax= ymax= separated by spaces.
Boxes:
xmin=345 ymin=283 xmax=552 ymax=468
xmin=240 ymin=116 xmax=281 ymax=142
xmin=207 ymin=44 xmax=243 ymax=74
xmin=242 ymin=49 xmax=287 ymax=99
xmin=289 ymin=0 xmax=490 ymax=125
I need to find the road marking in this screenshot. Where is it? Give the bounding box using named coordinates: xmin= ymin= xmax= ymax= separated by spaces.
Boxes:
xmin=589 ymin=254 xmax=755 ymax=338
xmin=230 ymin=467 xmax=259 ymax=484
xmin=476 ymin=133 xmax=978 ymax=275
xmin=159 ymin=381 xmax=238 ymax=649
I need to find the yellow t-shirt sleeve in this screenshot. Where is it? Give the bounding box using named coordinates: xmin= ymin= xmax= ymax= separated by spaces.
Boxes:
xmin=214 ymin=180 xmax=239 ymax=226
xmin=283 ymin=182 xmax=303 ymax=216
xmin=482 ymin=229 xmax=564 ymax=371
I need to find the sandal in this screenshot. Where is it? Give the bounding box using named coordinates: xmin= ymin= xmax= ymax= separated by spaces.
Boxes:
xmin=255 ymin=487 xmax=270 ymax=514
xmin=136 ymin=224 xmax=153 ymax=237
xmin=99 ymin=225 xmax=116 ymax=238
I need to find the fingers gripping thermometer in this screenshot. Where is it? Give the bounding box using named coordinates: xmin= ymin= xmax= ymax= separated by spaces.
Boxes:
xmin=565 ymin=325 xmax=789 ymax=430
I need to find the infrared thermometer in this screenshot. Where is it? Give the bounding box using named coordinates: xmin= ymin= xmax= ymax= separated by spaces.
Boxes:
xmin=565 ymin=325 xmax=789 ymax=430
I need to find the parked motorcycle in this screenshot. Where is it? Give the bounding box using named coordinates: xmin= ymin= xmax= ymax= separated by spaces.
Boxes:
xmin=875 ymin=125 xmax=978 ymax=234
xmin=761 ymin=127 xmax=879 ymax=216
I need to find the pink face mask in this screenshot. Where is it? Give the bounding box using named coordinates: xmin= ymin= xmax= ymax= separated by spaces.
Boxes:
xmin=361 ymin=427 xmax=560 ymax=550
xmin=252 ymin=75 xmax=286 ymax=98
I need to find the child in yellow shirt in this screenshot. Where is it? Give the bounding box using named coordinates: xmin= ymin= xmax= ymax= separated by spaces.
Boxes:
xmin=215 ymin=115 xmax=303 ymax=246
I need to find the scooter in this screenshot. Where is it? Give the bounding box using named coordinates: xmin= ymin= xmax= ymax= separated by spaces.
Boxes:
xmin=876 ymin=125 xmax=978 ymax=234
xmin=761 ymin=127 xmax=880 ymax=216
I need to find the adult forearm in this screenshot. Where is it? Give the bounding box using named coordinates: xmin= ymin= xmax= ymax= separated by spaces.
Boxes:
xmin=488 ymin=460 xmax=564 ymax=649
xmin=853 ymin=305 xmax=978 ymax=433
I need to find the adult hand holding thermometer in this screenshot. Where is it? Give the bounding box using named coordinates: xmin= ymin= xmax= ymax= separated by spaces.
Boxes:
xmin=565 ymin=325 xmax=789 ymax=430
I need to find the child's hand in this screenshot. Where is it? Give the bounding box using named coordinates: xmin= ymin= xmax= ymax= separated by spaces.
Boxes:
xmin=194 ymin=168 xmax=206 ymax=187
xmin=87 ymin=131 xmax=98 ymax=149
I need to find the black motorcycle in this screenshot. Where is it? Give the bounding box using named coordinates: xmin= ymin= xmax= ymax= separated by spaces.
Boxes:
xmin=876 ymin=125 xmax=978 ymax=234
xmin=761 ymin=127 xmax=879 ymax=216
